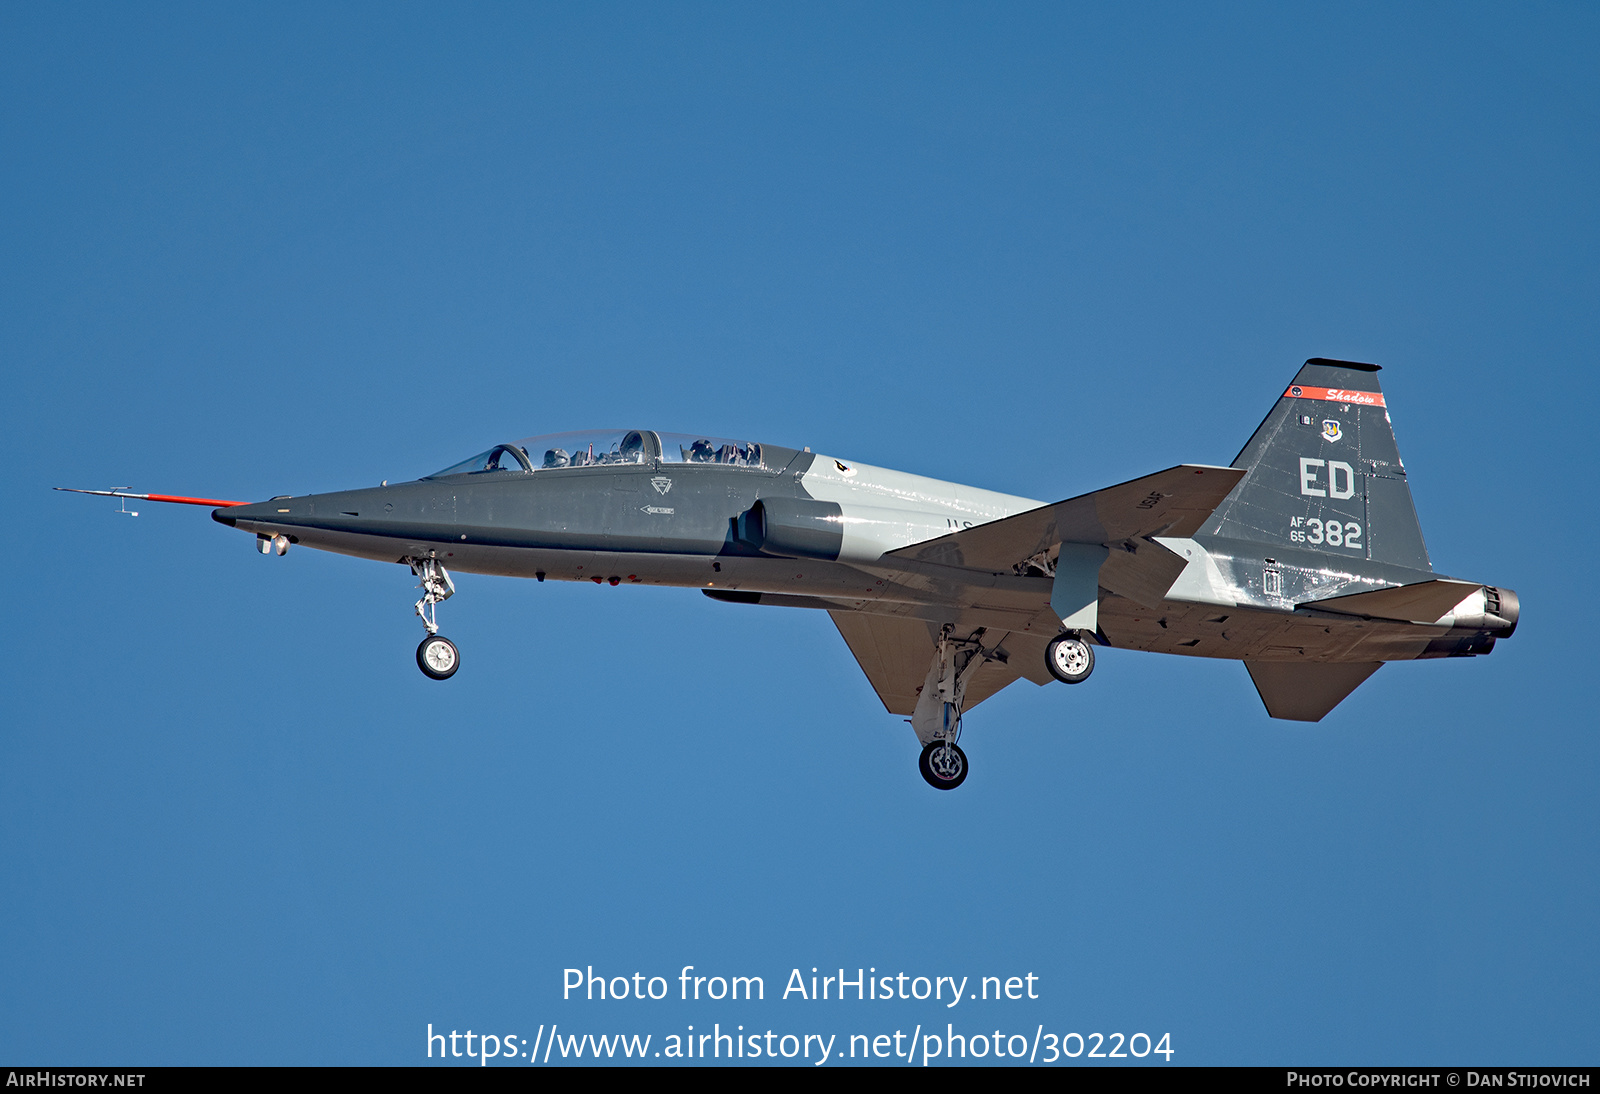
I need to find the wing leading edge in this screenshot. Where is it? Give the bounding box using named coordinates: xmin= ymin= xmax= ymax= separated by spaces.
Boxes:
xmin=885 ymin=464 xmax=1247 ymax=574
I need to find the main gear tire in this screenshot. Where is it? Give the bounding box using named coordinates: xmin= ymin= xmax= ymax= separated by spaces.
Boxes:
xmin=918 ymin=740 xmax=969 ymax=790
xmin=417 ymin=635 xmax=460 ymax=680
xmin=1046 ymin=633 xmax=1094 ymax=684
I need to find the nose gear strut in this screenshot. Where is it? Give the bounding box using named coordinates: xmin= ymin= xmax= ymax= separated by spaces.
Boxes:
xmin=408 ymin=557 xmax=460 ymax=680
xmin=409 ymin=557 xmax=455 ymax=635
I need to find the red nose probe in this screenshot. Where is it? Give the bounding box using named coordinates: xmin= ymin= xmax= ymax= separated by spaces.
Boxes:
xmin=54 ymin=487 xmax=247 ymax=507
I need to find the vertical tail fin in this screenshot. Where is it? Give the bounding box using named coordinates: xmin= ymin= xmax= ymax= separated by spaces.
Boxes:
xmin=1200 ymin=358 xmax=1432 ymax=572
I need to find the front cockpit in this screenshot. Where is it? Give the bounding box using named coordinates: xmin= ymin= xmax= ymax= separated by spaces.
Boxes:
xmin=427 ymin=429 xmax=774 ymax=479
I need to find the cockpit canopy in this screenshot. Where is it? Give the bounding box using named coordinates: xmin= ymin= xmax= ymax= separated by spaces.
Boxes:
xmin=428 ymin=429 xmax=769 ymax=479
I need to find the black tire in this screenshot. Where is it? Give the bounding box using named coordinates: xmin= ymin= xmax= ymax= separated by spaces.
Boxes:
xmin=417 ymin=635 xmax=460 ymax=680
xmin=918 ymin=740 xmax=968 ymax=790
xmin=1046 ymin=633 xmax=1094 ymax=684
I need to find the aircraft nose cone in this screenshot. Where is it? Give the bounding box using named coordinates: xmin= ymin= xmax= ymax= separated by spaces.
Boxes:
xmin=213 ymin=498 xmax=298 ymax=527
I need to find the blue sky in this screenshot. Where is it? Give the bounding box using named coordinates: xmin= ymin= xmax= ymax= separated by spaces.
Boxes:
xmin=3 ymin=2 xmax=1596 ymax=1065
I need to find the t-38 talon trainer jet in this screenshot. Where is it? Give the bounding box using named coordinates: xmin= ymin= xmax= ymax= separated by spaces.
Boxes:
xmin=59 ymin=359 xmax=1518 ymax=789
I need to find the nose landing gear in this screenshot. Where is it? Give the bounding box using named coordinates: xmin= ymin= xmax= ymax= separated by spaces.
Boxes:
xmin=417 ymin=634 xmax=460 ymax=680
xmin=409 ymin=557 xmax=459 ymax=680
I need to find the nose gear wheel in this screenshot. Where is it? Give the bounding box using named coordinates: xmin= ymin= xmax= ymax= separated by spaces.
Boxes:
xmin=417 ymin=634 xmax=460 ymax=680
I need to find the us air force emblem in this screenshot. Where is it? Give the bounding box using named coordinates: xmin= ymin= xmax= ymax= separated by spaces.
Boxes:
xmin=650 ymin=476 xmax=673 ymax=495
xmin=1321 ymin=420 xmax=1342 ymax=443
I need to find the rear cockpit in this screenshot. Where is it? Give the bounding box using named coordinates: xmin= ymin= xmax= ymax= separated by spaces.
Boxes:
xmin=427 ymin=429 xmax=774 ymax=479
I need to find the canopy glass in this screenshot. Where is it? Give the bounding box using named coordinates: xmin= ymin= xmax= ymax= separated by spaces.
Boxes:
xmin=428 ymin=430 xmax=768 ymax=478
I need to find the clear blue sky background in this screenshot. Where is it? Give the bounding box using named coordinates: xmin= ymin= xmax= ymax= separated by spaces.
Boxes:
xmin=3 ymin=2 xmax=1596 ymax=1066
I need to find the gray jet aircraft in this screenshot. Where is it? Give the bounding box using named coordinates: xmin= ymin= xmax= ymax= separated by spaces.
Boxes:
xmin=60 ymin=359 xmax=1518 ymax=789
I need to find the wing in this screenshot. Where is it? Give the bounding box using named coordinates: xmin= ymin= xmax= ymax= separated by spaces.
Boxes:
xmin=882 ymin=464 xmax=1247 ymax=613
xmin=886 ymin=464 xmax=1247 ymax=573
xmin=828 ymin=612 xmax=1047 ymax=716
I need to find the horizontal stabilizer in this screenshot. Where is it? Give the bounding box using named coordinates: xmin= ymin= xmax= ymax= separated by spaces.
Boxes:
xmin=887 ymin=465 xmax=1246 ymax=573
xmin=1303 ymin=579 xmax=1481 ymax=624
xmin=1246 ymin=661 xmax=1382 ymax=722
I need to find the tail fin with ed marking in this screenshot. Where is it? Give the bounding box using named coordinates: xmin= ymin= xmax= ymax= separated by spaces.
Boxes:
xmin=1198 ymin=358 xmax=1431 ymax=572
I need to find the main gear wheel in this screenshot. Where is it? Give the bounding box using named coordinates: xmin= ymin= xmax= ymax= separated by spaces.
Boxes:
xmin=1046 ymin=633 xmax=1094 ymax=684
xmin=918 ymin=740 xmax=968 ymax=790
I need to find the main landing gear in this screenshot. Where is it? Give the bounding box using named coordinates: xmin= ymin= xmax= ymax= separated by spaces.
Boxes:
xmin=912 ymin=626 xmax=1001 ymax=791
xmin=1046 ymin=632 xmax=1095 ymax=684
xmin=410 ymin=557 xmax=459 ymax=680
xmin=919 ymin=739 xmax=968 ymax=790
xmin=909 ymin=629 xmax=1097 ymax=789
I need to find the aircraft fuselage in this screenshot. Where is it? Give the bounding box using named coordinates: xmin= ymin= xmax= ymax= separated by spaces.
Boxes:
xmin=182 ymin=358 xmax=1521 ymax=785
xmin=214 ymin=442 xmax=1507 ymax=667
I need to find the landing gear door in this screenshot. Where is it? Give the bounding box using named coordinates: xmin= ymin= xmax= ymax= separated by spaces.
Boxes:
xmin=1051 ymin=543 xmax=1109 ymax=631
